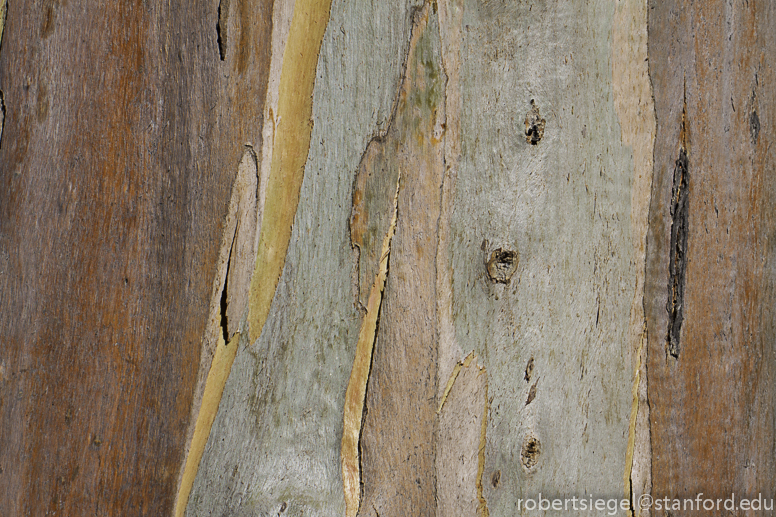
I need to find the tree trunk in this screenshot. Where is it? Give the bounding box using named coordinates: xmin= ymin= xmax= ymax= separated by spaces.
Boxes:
xmin=1 ymin=1 xmax=774 ymax=516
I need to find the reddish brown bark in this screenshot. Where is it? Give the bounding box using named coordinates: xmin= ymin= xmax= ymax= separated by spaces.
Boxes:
xmin=0 ymin=1 xmax=273 ymax=514
xmin=646 ymin=0 xmax=776 ymax=510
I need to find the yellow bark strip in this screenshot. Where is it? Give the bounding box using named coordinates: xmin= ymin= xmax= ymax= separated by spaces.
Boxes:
xmin=248 ymin=0 xmax=333 ymax=343
xmin=175 ymin=2 xmax=332 ymax=513
xmin=624 ymin=332 xmax=645 ymax=517
xmin=476 ymin=372 xmax=490 ymax=517
xmin=341 ymin=176 xmax=400 ymax=517
xmin=437 ymin=351 xmax=475 ymax=414
xmin=175 ymin=332 xmax=241 ymax=517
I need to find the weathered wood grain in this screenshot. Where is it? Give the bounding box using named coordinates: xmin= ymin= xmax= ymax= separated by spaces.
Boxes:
xmin=646 ymin=0 xmax=776 ymax=509
xmin=0 ymin=0 xmax=272 ymax=514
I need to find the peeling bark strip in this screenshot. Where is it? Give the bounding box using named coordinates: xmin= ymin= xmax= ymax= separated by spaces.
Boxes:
xmin=624 ymin=328 xmax=645 ymax=516
xmin=175 ymin=332 xmax=240 ymax=517
xmin=476 ymin=379 xmax=490 ymax=517
xmin=342 ymin=177 xmax=400 ymax=517
xmin=666 ymin=149 xmax=688 ymax=358
xmin=352 ymin=4 xmax=446 ymax=515
xmin=175 ymin=148 xmax=258 ymax=517
xmin=248 ymin=0 xmax=333 ymax=344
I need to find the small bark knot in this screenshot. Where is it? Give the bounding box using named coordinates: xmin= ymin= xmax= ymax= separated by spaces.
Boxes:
xmin=524 ymin=99 xmax=546 ymax=145
xmin=521 ymin=433 xmax=541 ymax=470
xmin=487 ymin=248 xmax=519 ymax=284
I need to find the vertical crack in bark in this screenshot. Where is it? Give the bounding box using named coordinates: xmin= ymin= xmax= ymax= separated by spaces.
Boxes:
xmin=667 ymin=145 xmax=688 ymax=358
xmin=342 ymin=173 xmax=401 ymax=517
xmin=0 ymin=0 xmax=6 ymax=149
xmin=216 ymin=0 xmax=229 ymax=61
xmin=476 ymin=374 xmax=490 ymax=517
xmin=219 ymin=228 xmax=237 ymax=343
xmin=0 ymin=90 xmax=5 ymax=150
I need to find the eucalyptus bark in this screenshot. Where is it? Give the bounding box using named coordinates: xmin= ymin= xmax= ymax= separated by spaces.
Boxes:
xmin=0 ymin=1 xmax=774 ymax=517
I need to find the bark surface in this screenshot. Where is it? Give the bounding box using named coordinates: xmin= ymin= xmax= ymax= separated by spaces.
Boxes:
xmin=1 ymin=1 xmax=775 ymax=516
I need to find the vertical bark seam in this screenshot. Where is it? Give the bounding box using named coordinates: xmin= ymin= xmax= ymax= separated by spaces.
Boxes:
xmin=612 ymin=0 xmax=656 ymax=508
xmin=341 ymin=173 xmax=401 ymax=517
xmin=624 ymin=325 xmax=646 ymax=516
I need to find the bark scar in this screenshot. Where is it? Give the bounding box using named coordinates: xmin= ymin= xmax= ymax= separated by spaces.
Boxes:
xmin=666 ymin=147 xmax=688 ymax=358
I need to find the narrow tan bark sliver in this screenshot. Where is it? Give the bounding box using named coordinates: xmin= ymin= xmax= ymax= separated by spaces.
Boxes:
xmin=341 ymin=176 xmax=400 ymax=517
xmin=175 ymin=332 xmax=240 ymax=517
xmin=476 ymin=376 xmax=490 ymax=517
xmin=437 ymin=351 xmax=475 ymax=414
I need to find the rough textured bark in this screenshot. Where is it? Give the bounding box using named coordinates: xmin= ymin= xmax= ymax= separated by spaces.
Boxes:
xmin=0 ymin=0 xmax=272 ymax=515
xmin=646 ymin=0 xmax=776 ymax=510
xmin=2 ymin=0 xmax=775 ymax=516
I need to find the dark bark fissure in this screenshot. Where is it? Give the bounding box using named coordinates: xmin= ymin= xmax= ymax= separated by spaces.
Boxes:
xmin=216 ymin=0 xmax=229 ymax=61
xmin=219 ymin=226 xmax=237 ymax=343
xmin=750 ymin=109 xmax=760 ymax=145
xmin=666 ymin=148 xmax=688 ymax=358
xmin=0 ymin=0 xmax=6 ymax=150
xmin=0 ymin=90 xmax=5 ymax=149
